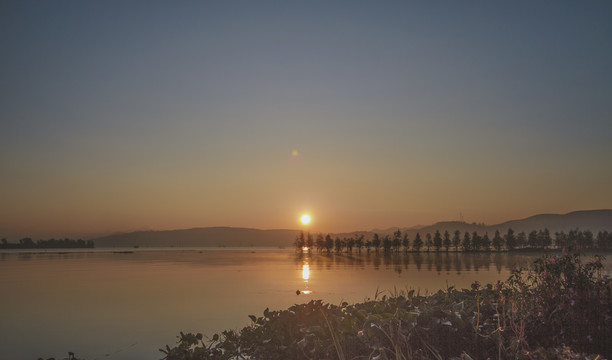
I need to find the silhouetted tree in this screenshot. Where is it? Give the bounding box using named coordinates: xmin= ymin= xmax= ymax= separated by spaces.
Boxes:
xmin=412 ymin=233 xmax=423 ymax=252
xmin=392 ymin=229 xmax=402 ymax=254
xmin=492 ymin=230 xmax=503 ymax=251
xmin=402 ymin=233 xmax=410 ymax=253
xmin=433 ymin=230 xmax=442 ymax=252
xmin=294 ymin=232 xmax=306 ymax=251
xmin=346 ymin=237 xmax=355 ymax=253
xmin=1 ymin=237 xmax=92 ymax=249
xmin=442 ymin=230 xmax=451 ymax=252
xmin=355 ymin=235 xmax=364 ymax=254
xmin=528 ymin=230 xmax=538 ymax=248
xmin=382 ymin=235 xmax=392 ymax=253
xmin=306 ymin=233 xmax=314 ymax=251
xmin=324 ymin=234 xmax=333 ymax=254
xmin=334 ymin=237 xmax=343 ymax=254
xmin=482 ymin=233 xmax=491 ymax=251
xmin=515 ymin=231 xmax=525 ymax=248
xmin=582 ymin=230 xmax=594 ymax=249
xmin=452 ymin=230 xmax=461 ymax=252
xmin=315 ymin=234 xmax=325 ymax=253
xmin=597 ymin=231 xmax=611 ymax=249
xmin=505 ymin=228 xmax=516 ymax=250
xmin=19 ymin=238 xmax=34 ymax=248
xmin=471 ymin=231 xmax=481 ymax=251
xmin=555 ymin=231 xmax=568 ymax=248
xmin=425 ymin=233 xmax=433 ymax=252
xmin=539 ymin=228 xmax=551 ymax=248
xmin=461 ymin=232 xmax=471 ymax=252
xmin=372 ymin=234 xmax=381 ymax=253
xmin=568 ymin=229 xmax=581 ymax=250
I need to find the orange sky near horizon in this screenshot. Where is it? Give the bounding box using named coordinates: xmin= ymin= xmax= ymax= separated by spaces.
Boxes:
xmin=1 ymin=2 xmax=611 ymax=240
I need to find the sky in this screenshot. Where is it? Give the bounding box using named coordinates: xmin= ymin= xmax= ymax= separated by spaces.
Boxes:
xmin=1 ymin=1 xmax=611 ymax=239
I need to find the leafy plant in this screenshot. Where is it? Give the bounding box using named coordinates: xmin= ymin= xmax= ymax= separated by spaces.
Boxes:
xmin=160 ymin=251 xmax=611 ymax=360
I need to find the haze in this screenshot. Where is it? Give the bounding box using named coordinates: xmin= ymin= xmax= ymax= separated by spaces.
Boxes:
xmin=1 ymin=1 xmax=611 ymax=239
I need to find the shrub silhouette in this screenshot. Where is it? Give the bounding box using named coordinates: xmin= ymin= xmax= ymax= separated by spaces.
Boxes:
xmin=161 ymin=251 xmax=610 ymax=360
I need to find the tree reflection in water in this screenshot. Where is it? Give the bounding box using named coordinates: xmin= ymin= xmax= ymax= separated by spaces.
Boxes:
xmin=294 ymin=251 xmax=538 ymax=275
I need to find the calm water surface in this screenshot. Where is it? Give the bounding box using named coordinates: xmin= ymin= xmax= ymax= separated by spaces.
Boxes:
xmin=1 ymin=249 xmax=607 ymax=360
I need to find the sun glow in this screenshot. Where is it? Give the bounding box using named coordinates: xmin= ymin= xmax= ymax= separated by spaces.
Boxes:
xmin=300 ymin=214 xmax=311 ymax=225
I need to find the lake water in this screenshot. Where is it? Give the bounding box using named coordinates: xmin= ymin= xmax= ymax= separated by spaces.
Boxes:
xmin=1 ymin=249 xmax=608 ymax=360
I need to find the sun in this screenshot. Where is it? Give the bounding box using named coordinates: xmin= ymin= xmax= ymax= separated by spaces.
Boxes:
xmin=300 ymin=214 xmax=311 ymax=225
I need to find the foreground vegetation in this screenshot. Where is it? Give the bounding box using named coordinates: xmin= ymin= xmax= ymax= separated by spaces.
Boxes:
xmin=161 ymin=251 xmax=610 ymax=360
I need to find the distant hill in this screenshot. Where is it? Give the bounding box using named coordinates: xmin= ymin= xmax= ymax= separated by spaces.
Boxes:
xmin=493 ymin=210 xmax=612 ymax=234
xmin=91 ymin=209 xmax=612 ymax=248
xmin=359 ymin=209 xmax=612 ymax=239
xmin=92 ymin=227 xmax=300 ymax=248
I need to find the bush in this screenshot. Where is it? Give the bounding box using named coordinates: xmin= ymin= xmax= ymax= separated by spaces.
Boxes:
xmin=161 ymin=252 xmax=611 ymax=360
xmin=502 ymin=250 xmax=610 ymax=356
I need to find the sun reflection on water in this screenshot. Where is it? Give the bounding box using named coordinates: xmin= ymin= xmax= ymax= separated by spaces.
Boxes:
xmin=302 ymin=263 xmax=310 ymax=280
xmin=299 ymin=257 xmax=312 ymax=295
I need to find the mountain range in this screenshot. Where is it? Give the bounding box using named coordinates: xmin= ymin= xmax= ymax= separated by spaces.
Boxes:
xmin=92 ymin=209 xmax=612 ymax=248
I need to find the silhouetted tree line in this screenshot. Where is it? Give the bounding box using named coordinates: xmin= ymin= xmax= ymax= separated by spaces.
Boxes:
xmin=0 ymin=237 xmax=94 ymax=249
xmin=294 ymin=228 xmax=612 ymax=254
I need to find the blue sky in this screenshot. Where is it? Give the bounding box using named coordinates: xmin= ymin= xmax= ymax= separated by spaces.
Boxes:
xmin=1 ymin=1 xmax=611 ymax=238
